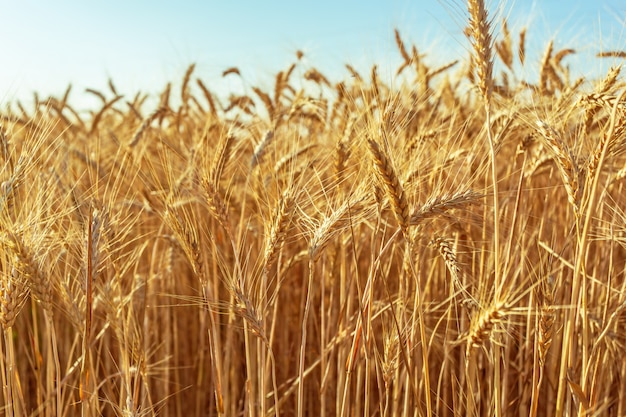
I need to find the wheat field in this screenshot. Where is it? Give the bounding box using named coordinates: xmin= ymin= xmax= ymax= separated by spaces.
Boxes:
xmin=1 ymin=1 xmax=626 ymax=416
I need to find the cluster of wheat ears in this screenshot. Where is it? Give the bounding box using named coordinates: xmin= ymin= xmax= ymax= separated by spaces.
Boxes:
xmin=1 ymin=1 xmax=626 ymax=416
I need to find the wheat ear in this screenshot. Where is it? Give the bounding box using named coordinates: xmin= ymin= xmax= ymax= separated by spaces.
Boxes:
xmin=410 ymin=190 xmax=482 ymax=226
xmin=196 ymin=78 xmax=219 ymax=116
xmin=180 ymin=63 xmax=196 ymax=105
xmin=495 ymin=18 xmax=513 ymax=70
xmin=535 ymin=120 xmax=581 ymax=216
xmin=129 ymin=106 xmax=167 ymax=147
xmin=537 ymin=276 xmax=555 ymax=368
xmin=366 ymin=137 xmax=409 ymax=234
xmin=597 ymin=50 xmax=626 ymax=58
xmin=264 ymin=189 xmax=296 ymax=275
xmin=309 ymin=196 xmax=364 ymax=261
xmin=518 ymin=27 xmax=526 ymax=65
xmin=3 ymin=231 xmax=52 ymax=314
xmin=251 ymin=130 xmax=275 ymax=169
xmin=209 ymin=132 xmax=236 ymax=186
xmin=539 ymin=40 xmax=554 ymax=95
xmin=201 ymin=179 xmax=231 ymax=235
xmin=467 ymin=0 xmax=494 ymax=103
xmin=466 ymin=300 xmax=508 ymax=350
xmin=0 ymin=267 xmax=28 ymax=330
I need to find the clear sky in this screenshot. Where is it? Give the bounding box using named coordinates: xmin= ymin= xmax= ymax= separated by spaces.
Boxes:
xmin=1 ymin=0 xmax=625 ymax=111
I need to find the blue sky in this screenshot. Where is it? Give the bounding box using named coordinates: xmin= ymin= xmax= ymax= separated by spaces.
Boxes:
xmin=1 ymin=1 xmax=625 ymax=111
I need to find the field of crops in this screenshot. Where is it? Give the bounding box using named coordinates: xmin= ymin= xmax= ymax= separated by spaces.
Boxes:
xmin=1 ymin=1 xmax=625 ymax=416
